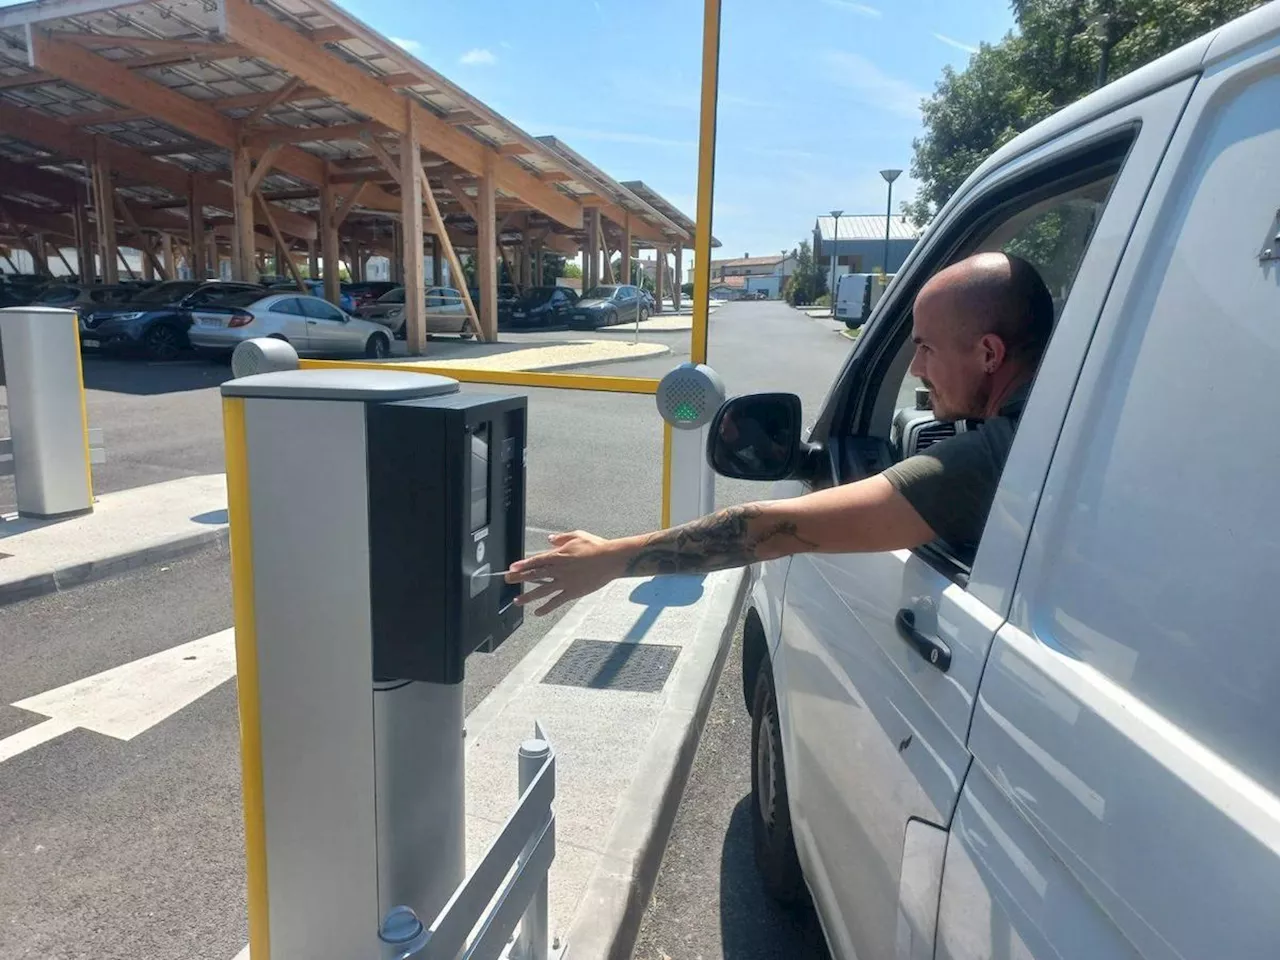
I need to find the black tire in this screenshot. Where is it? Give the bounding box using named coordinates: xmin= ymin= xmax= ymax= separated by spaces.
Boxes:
xmin=639 ymin=308 xmax=649 ymax=323
xmin=144 ymin=324 xmax=182 ymax=362
xmin=751 ymin=663 xmax=806 ymax=904
xmin=364 ymin=333 xmax=390 ymax=359
xmin=606 ymin=310 xmax=617 ymax=327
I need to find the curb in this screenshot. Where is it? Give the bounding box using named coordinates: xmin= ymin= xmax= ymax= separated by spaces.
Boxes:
xmin=0 ymin=527 xmax=230 ymax=606
xmin=426 ymin=342 xmax=671 ymax=376
xmin=563 ymin=568 xmax=749 ymax=960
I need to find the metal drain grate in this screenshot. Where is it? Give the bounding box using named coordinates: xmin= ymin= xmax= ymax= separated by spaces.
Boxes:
xmin=541 ymin=639 xmax=679 ymax=693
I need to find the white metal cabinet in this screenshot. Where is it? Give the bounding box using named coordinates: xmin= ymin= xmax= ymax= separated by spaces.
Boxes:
xmin=776 ymin=80 xmax=1198 ymax=960
xmin=967 ymin=9 xmax=1280 ymax=959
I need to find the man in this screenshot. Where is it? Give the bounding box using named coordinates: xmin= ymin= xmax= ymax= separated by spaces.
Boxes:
xmin=507 ymin=252 xmax=1054 ymax=615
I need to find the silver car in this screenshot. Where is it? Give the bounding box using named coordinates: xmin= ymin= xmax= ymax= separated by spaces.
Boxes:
xmin=359 ymin=286 xmax=474 ymax=339
xmin=188 ymin=291 xmax=393 ymax=359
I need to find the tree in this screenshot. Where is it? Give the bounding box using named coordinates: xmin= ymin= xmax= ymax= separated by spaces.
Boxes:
xmin=541 ymin=255 xmax=568 ymax=286
xmin=609 ymin=257 xmax=656 ymax=293
xmin=561 ymin=262 xmax=583 ymax=279
xmin=783 ymin=240 xmax=827 ymax=306
xmin=907 ymin=0 xmax=1265 ymax=225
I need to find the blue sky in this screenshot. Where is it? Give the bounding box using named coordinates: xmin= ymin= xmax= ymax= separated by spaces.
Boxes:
xmin=353 ymin=0 xmax=1018 ymax=262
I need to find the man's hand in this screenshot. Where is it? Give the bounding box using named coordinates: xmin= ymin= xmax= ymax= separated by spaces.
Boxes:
xmin=504 ymin=531 xmax=628 ymax=616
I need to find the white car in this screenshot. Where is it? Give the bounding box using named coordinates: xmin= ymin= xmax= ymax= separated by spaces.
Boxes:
xmin=709 ymin=5 xmax=1280 ymax=960
xmin=188 ymin=292 xmax=393 ymax=359
xmin=359 ymin=286 xmax=474 ymax=339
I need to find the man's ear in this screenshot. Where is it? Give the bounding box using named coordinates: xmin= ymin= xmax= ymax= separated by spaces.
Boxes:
xmin=979 ymin=332 xmax=1008 ymax=373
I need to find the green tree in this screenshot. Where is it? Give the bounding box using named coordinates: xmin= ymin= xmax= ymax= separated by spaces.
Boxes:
xmin=906 ymin=0 xmax=1266 ymax=225
xmin=783 ymin=240 xmax=826 ymax=306
xmin=541 ymin=255 xmax=568 ymax=286
xmin=561 ymin=262 xmax=583 ymax=279
xmin=609 ymin=257 xmax=656 ymax=292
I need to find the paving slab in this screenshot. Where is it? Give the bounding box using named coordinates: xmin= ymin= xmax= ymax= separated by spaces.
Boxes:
xmin=390 ymin=338 xmax=670 ymax=371
xmin=0 ymin=474 xmax=228 ymax=605
xmin=463 ymin=570 xmax=747 ymax=959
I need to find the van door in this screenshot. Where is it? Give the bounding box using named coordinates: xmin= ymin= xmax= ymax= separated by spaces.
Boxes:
xmin=774 ymin=79 xmax=1195 ymax=960
xmin=956 ymin=19 xmax=1280 ymax=960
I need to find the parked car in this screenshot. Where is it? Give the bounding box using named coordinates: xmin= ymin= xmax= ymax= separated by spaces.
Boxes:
xmin=24 ymin=282 xmax=136 ymax=317
xmin=268 ymin=280 xmax=355 ymax=314
xmin=359 ymin=285 xmax=475 ymax=339
xmin=343 ymin=281 xmax=399 ymax=312
xmin=188 ymin=290 xmax=392 ymax=359
xmin=81 ymin=280 xmax=264 ymax=360
xmin=639 ymin=288 xmax=657 ymax=313
xmin=565 ymin=284 xmax=648 ymax=329
xmin=499 ymin=286 xmax=579 ymax=328
xmin=716 ymin=7 xmax=1280 ymax=960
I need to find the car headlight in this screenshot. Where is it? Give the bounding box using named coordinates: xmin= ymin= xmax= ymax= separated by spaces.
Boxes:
xmin=114 ymin=312 xmax=145 ymax=321
xmin=389 ymin=307 xmax=403 ymax=318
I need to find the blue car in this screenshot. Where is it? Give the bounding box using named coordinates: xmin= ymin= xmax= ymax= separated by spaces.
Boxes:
xmin=81 ymin=280 xmax=266 ymax=361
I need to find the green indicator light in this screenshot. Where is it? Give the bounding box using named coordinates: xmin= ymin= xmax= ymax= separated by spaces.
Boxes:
xmin=674 ymin=401 xmax=699 ymax=422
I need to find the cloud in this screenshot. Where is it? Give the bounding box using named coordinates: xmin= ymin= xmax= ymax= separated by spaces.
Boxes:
xmin=820 ymin=0 xmax=882 ymax=17
xmin=821 ymin=50 xmax=926 ymax=120
xmin=460 ymin=48 xmax=496 ymax=66
xmin=933 ymin=32 xmax=978 ymax=54
xmin=390 ymin=36 xmax=420 ymax=52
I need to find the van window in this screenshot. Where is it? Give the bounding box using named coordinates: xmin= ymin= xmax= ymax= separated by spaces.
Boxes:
xmin=1029 ymin=76 xmax=1280 ymax=793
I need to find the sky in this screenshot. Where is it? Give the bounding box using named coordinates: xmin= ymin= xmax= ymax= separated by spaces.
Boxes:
xmin=347 ymin=0 xmax=1019 ymax=263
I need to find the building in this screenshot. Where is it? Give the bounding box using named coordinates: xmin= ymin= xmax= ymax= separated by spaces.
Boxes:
xmin=706 ymin=253 xmax=796 ymax=299
xmin=812 ymin=215 xmax=922 ymax=285
xmin=708 ymin=275 xmax=748 ymax=300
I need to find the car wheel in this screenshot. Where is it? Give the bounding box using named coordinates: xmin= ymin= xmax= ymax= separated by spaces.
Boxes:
xmin=751 ymin=663 xmax=806 ymax=904
xmin=365 ymin=333 xmax=390 ymax=359
xmin=144 ymin=324 xmax=182 ymax=362
xmin=639 ymin=308 xmax=649 ymax=323
xmin=605 ymin=311 xmax=617 ymax=327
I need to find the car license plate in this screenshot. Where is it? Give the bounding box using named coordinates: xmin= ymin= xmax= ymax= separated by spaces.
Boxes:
xmin=197 ymin=316 xmax=225 ymax=327
xmin=82 ymin=338 xmax=100 ymax=348
xmin=512 ymin=311 xmax=526 ymax=319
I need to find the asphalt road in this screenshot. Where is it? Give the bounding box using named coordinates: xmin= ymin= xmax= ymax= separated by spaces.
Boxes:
xmin=0 ymin=299 xmax=850 ymax=958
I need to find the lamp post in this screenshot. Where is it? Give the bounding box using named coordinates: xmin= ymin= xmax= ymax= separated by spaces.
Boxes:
xmin=828 ymin=209 xmax=842 ymax=316
xmin=879 ymin=169 xmax=902 ymax=274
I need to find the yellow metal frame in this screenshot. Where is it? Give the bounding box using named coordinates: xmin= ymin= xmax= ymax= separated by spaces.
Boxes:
xmin=71 ymin=314 xmax=94 ymax=504
xmin=223 ymin=397 xmax=272 ymax=960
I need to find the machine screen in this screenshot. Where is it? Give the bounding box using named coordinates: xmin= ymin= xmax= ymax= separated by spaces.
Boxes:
xmin=470 ymin=425 xmax=489 ymax=532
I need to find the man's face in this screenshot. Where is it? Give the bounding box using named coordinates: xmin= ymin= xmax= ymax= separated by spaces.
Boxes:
xmin=908 ymin=287 xmax=992 ymax=421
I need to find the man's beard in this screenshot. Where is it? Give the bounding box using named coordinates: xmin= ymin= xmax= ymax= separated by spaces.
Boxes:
xmin=924 ymin=379 xmax=989 ymax=422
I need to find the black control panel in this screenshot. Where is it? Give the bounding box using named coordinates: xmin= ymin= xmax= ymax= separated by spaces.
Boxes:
xmin=366 ymin=392 xmax=527 ymax=684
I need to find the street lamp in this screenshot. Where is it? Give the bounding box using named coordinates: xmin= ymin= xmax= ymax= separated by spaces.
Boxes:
xmin=828 ymin=209 xmax=843 ymax=316
xmin=879 ymin=169 xmax=902 ymax=275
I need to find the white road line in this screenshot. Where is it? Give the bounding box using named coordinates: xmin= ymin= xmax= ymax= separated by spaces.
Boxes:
xmin=0 ymin=629 xmax=236 ymax=764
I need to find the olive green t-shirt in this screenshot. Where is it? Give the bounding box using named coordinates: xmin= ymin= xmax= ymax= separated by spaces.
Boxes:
xmin=881 ymin=386 xmax=1028 ymax=555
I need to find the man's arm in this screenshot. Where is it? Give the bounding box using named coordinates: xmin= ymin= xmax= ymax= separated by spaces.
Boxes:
xmin=506 ymin=475 xmax=936 ymax=615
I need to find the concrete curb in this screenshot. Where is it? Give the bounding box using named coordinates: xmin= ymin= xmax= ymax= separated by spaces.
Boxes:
xmin=0 ymin=527 xmax=229 ymax=606
xmin=563 ymin=568 xmax=749 ymax=960
xmin=525 ymin=342 xmax=671 ymax=374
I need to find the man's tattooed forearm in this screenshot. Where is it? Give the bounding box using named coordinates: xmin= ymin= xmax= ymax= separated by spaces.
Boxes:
xmin=623 ymin=505 xmax=819 ymax=576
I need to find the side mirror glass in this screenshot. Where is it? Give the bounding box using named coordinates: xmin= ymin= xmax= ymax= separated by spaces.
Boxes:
xmin=707 ymin=393 xmax=803 ymax=481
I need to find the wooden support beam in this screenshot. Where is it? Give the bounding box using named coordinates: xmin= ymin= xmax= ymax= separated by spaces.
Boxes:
xmin=400 ymin=103 xmax=427 ymax=354
xmin=90 ymin=151 xmax=118 ymax=283
xmin=74 ymin=187 xmax=93 ymax=282
xmin=244 ymin=142 xmax=283 ymax=196
xmin=673 ymin=243 xmax=682 ymax=312
xmin=497 ymin=143 xmax=529 ymax=155
xmin=476 ymin=157 xmax=498 ymax=341
xmin=600 ymin=231 xmax=614 ymax=284
xmin=0 ymin=70 xmax=52 ymax=90
xmin=420 ymin=166 xmax=481 ymax=338
xmin=56 ymin=33 xmax=246 ymax=57
xmin=319 ymin=176 xmax=340 ymax=304
xmin=539 ymin=171 xmax=574 ymax=182
xmin=333 ymin=181 xmax=367 ymax=227
xmin=360 ymin=134 xmax=403 ymax=187
xmin=50 ymin=239 xmax=75 ymax=277
xmin=378 ymin=72 xmax=425 ymax=87
xmin=230 ymin=142 xmax=256 ymax=281
xmin=586 ymin=207 xmax=600 ymax=289
xmin=114 ymin=194 xmax=167 ymax=280
xmin=117 ymin=245 xmax=135 ymax=280
xmin=254 ymin=192 xmax=306 ymax=290
xmin=246 ymin=121 xmax=390 ymax=147
xmin=221 ymin=0 xmax=582 ymax=229
xmin=162 ymin=233 xmax=175 ymax=278
xmin=442 ymin=175 xmax=478 ymax=221
xmin=622 ymin=214 xmax=632 ymax=284
xmin=187 ymin=173 xmax=206 ymax=279
xmin=0 ymin=201 xmax=48 ymax=274
xmin=0 ymin=100 xmax=319 ymax=240
xmin=242 ymin=77 xmax=302 ymax=128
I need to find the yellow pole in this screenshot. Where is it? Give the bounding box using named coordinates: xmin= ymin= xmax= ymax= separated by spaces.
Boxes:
xmin=661 ymin=421 xmax=673 ymax=529
xmin=223 ymin=397 xmax=271 ymax=960
xmin=71 ymin=314 xmax=94 ymax=504
xmin=689 ymin=0 xmax=722 ymax=366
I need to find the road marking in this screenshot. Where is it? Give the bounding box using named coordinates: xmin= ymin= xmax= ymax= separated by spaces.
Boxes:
xmin=0 ymin=629 xmax=236 ymax=764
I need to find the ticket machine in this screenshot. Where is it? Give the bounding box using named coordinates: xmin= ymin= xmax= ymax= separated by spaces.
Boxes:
xmin=220 ymin=367 xmax=526 ymax=960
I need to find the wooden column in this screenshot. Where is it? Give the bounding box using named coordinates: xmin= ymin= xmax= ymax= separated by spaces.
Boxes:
xmin=400 ymin=104 xmax=427 ymax=354
xmin=520 ymin=236 xmax=533 ymax=290
xmin=477 ymin=155 xmax=498 ymax=341
xmin=673 ymin=244 xmax=683 ymax=312
xmin=307 ymin=239 xmax=319 ymax=280
xmin=161 ymin=234 xmax=176 ymax=279
xmin=187 ymin=174 xmax=206 ymax=280
xmin=431 ymin=234 xmax=443 ymax=286
xmin=319 ymin=177 xmax=341 ymax=305
xmin=654 ymin=246 xmax=665 ymax=308
xmin=141 ymin=245 xmax=154 ymax=280
xmin=585 ymin=208 xmax=600 ymax=289
xmin=91 ymin=149 xmax=118 ymax=284
xmin=390 ymin=222 xmax=403 ymax=283
xmin=580 ymin=246 xmax=589 ymax=292
xmin=74 ymin=185 xmax=93 ymax=282
xmin=622 ymin=215 xmax=633 ymax=285
xmin=231 ymin=142 xmax=256 ymax=282
xmin=531 ymin=238 xmax=544 ymax=286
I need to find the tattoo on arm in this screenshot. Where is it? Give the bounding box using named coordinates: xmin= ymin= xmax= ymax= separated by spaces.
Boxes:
xmin=623 ymin=505 xmax=819 ymax=577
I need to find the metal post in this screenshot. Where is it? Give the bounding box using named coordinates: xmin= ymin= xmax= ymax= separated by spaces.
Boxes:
xmin=879 ymin=169 xmax=902 ymax=275
xmin=514 ymin=737 xmax=551 ymax=960
xmin=828 ymin=210 xmax=841 ymax=317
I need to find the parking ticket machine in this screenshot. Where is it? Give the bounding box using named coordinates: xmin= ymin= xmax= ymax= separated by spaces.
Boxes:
xmin=220 ymin=368 xmax=527 ymax=960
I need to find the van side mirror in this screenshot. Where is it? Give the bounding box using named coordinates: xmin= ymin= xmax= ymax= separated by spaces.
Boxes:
xmin=706 ymin=393 xmax=804 ymax=481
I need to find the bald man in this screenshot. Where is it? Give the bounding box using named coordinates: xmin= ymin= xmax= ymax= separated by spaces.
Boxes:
xmin=507 ymin=253 xmax=1054 ymax=615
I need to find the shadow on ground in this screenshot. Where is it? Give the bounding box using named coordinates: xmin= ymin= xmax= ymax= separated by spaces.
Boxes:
xmin=81 ymin=355 xmax=233 ymax=396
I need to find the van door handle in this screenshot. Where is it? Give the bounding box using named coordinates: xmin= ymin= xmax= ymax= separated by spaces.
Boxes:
xmin=894 ymin=609 xmax=951 ymax=672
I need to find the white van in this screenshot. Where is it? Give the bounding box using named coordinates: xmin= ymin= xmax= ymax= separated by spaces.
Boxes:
xmin=709 ymin=6 xmax=1280 ymax=959
xmin=833 ymin=272 xmax=872 ymax=328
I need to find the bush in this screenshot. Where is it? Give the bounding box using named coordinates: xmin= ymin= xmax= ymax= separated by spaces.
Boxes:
xmin=815 ymin=293 xmax=831 ymax=307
